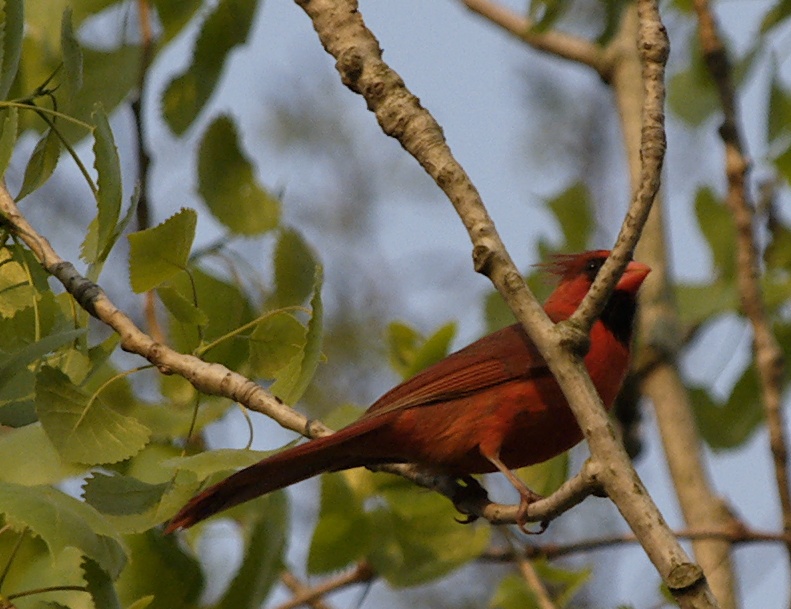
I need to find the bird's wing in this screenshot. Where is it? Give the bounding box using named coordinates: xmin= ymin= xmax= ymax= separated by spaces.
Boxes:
xmin=362 ymin=324 xmax=552 ymax=418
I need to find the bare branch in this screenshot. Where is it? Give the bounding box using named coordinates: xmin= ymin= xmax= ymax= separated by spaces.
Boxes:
xmin=460 ymin=0 xmax=609 ymax=76
xmin=693 ymin=0 xmax=791 ymax=569
xmin=293 ymin=1 xmax=718 ymax=606
xmin=483 ymin=526 xmax=791 ymax=562
xmin=272 ymin=562 xmax=374 ymax=609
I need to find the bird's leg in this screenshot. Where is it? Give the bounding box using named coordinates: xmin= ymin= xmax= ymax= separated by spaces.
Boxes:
xmin=485 ymin=454 xmax=548 ymax=534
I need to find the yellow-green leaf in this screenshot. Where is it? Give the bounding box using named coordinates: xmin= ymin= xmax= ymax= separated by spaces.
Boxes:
xmin=128 ymin=208 xmax=197 ymax=293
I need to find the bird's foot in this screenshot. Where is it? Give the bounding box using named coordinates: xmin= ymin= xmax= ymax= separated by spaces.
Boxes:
xmin=451 ymin=475 xmax=489 ymax=525
xmin=515 ymin=490 xmax=549 ymax=535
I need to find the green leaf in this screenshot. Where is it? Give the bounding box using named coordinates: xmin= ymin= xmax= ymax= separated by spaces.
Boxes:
xmin=156 ymin=285 xmax=208 ymax=326
xmin=197 ymin=115 xmax=281 ymax=235
xmin=35 ymin=366 xmax=151 ymax=464
xmin=0 ymin=481 xmax=127 ymax=578
xmin=767 ymin=62 xmax=791 ymax=144
xmin=0 ymin=423 xmax=84 ymax=485
xmin=61 ymin=7 xmax=83 ymax=101
xmin=89 ymin=105 xmax=123 ymax=264
xmin=152 ymin=0 xmax=202 ymax=42
xmin=249 ymin=312 xmax=306 ymax=378
xmin=516 ymin=452 xmax=568 ymax=497
xmin=387 ymin=321 xmax=456 ymax=380
xmin=667 ymin=34 xmax=718 ymax=125
xmin=690 ymin=366 xmax=764 ymax=450
xmin=162 ymin=0 xmax=258 ymax=134
xmin=82 ymin=470 xmax=199 ymax=533
xmin=128 ymin=208 xmax=197 ymax=293
xmin=490 ymin=573 xmax=540 ymax=609
xmin=546 ymin=182 xmax=593 ymax=252
xmin=695 ymin=187 xmax=736 ymax=279
xmin=0 ymin=106 xmax=18 ymax=176
xmin=762 ymin=0 xmax=791 ymax=32
xmin=83 ymin=557 xmax=122 ymax=609
xmin=271 ymin=228 xmax=317 ymax=307
xmin=371 ymin=477 xmax=490 ymax=586
xmin=115 ymin=530 xmax=203 ymax=609
xmin=167 ymin=267 xmax=255 ymax=368
xmin=16 ymin=128 xmax=61 ymax=200
xmin=308 ymin=474 xmax=371 ymax=574
xmin=0 ymin=328 xmax=85 ymax=396
xmin=216 ymin=493 xmax=288 ymax=609
xmin=166 ymin=447 xmax=277 ymax=482
xmin=270 ymin=266 xmax=324 ymax=404
xmin=0 ymin=0 xmax=23 ymax=98
xmin=0 ymin=245 xmax=38 ymax=317
xmin=675 ymin=281 xmax=738 ymax=328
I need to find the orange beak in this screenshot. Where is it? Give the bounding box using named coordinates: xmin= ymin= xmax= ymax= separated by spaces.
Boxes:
xmin=616 ymin=260 xmax=651 ymax=293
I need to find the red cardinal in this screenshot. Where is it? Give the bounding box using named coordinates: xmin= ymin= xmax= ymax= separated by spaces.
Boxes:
xmin=167 ymin=250 xmax=649 ymax=532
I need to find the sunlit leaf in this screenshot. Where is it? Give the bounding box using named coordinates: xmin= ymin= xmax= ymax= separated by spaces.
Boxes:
xmin=0 ymin=246 xmax=38 ymax=317
xmin=249 ymin=312 xmax=306 ymax=378
xmin=197 ymin=115 xmax=281 ymax=235
xmin=128 ymin=208 xmax=197 ymax=293
xmin=157 ymin=285 xmax=208 ymax=326
xmin=0 ymin=423 xmax=84 ymax=485
xmin=35 ymin=366 xmax=151 ymax=464
xmin=0 ymin=481 xmax=127 ymax=578
xmin=270 ymin=266 xmax=323 ymax=404
xmin=90 ymin=105 xmax=123 ymax=264
xmin=0 ymin=106 xmax=18 ymax=176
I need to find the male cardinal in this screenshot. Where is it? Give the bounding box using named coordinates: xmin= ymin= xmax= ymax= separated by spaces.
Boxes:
xmin=167 ymin=250 xmax=649 ymax=532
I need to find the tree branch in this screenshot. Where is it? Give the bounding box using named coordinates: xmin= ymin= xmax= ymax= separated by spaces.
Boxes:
xmin=272 ymin=562 xmax=374 ymax=609
xmin=293 ymin=1 xmax=718 ymax=606
xmin=693 ymin=0 xmax=791 ymax=572
xmin=460 ymin=0 xmax=610 ymax=77
xmin=483 ymin=525 xmax=791 ymax=562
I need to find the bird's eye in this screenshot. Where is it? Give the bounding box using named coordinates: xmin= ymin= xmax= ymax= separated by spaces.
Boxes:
xmin=585 ymin=258 xmax=604 ymax=279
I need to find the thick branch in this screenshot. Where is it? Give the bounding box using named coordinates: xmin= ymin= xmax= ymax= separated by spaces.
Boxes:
xmin=603 ymin=5 xmax=739 ymax=608
xmin=693 ymin=0 xmax=791 ymax=571
xmin=294 ymin=1 xmax=718 ymax=607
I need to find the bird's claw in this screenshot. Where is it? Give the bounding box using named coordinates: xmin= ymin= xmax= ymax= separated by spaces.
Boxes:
xmin=450 ymin=475 xmax=489 ymax=524
xmin=515 ymin=492 xmax=549 ymax=535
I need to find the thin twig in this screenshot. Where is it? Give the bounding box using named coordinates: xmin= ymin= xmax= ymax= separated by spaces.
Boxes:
xmin=271 ymin=562 xmax=374 ymax=609
xmin=693 ymin=0 xmax=791 ymax=568
xmin=280 ymin=570 xmax=335 ymax=609
xmin=460 ymin=0 xmax=609 ymax=76
xmin=293 ymin=1 xmax=717 ymax=607
xmin=482 ymin=526 xmax=791 ymax=562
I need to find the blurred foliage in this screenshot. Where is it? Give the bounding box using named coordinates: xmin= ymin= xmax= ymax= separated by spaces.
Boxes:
xmin=0 ymin=1 xmax=791 ymax=609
